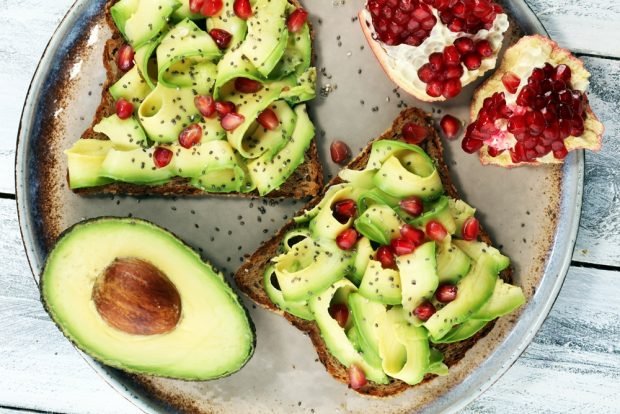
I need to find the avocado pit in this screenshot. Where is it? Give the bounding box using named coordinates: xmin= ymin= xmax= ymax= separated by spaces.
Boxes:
xmin=92 ymin=257 xmax=181 ymax=335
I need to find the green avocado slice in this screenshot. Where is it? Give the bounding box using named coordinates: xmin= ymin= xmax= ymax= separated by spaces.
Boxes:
xmin=348 ymin=293 xmax=386 ymax=367
xmin=93 ymin=115 xmax=148 ymax=150
xmin=263 ymin=266 xmax=314 ymax=321
xmin=101 ymin=147 xmax=174 ymax=184
xmin=354 ymin=204 xmax=402 ymax=245
xmin=109 ymin=66 xmax=152 ymax=105
xmin=112 ymin=0 xmax=180 ymax=48
xmin=238 ymin=100 xmax=297 ymax=159
xmin=206 ymin=0 xmax=248 ymax=49
xmin=65 ymin=140 xmax=114 ymax=189
xmin=358 ymin=260 xmax=402 ymax=305
xmin=453 ymin=240 xmax=511 ymax=273
xmin=270 ymin=15 xmax=311 ymax=79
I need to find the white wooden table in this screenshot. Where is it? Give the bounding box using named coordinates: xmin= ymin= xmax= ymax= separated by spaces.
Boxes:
xmin=1 ymin=1 xmax=619 ymax=413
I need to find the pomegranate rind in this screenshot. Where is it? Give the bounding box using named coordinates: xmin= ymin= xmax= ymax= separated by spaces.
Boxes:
xmin=472 ymin=35 xmax=604 ymax=167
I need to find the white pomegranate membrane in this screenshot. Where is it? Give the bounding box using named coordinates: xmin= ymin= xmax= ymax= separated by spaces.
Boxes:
xmin=363 ymin=0 xmax=508 ymax=99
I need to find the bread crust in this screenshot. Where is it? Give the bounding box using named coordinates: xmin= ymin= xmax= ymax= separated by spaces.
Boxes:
xmin=71 ymin=0 xmax=323 ymax=199
xmin=234 ymin=107 xmax=513 ymax=397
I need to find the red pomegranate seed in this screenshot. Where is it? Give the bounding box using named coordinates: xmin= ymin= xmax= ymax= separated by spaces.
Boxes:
xmin=178 ymin=124 xmax=202 ymax=149
xmin=194 ymin=95 xmax=216 ymax=118
xmin=442 ymin=78 xmax=462 ymax=98
xmin=462 ymin=136 xmax=484 ymax=153
xmin=336 ymin=228 xmax=358 ymax=250
xmin=462 ymin=52 xmax=482 ymax=70
xmin=332 ymin=199 xmax=357 ymax=222
xmin=115 ymin=98 xmax=133 ymax=119
xmin=417 ymin=63 xmax=435 ymax=83
xmin=502 ymin=71 xmax=521 ymax=94
xmin=328 ymin=303 xmax=349 ymax=328
xmin=348 ymin=364 xmax=367 ymax=390
xmin=221 ymin=112 xmax=245 ymax=131
xmin=454 ymin=37 xmax=474 ymax=54
xmin=445 ymin=64 xmax=464 ymax=79
xmin=234 ymin=77 xmax=262 ymax=93
xmin=215 ymin=101 xmax=236 ymax=117
xmin=287 ymin=8 xmax=308 ymax=33
xmin=209 ymin=28 xmax=233 ymax=49
xmin=376 ymin=246 xmax=396 ymax=269
xmin=475 ymin=40 xmax=493 ymax=57
xmin=553 ymin=144 xmax=568 ymax=160
xmin=554 ymin=64 xmax=571 ymax=82
xmin=189 ymin=0 xmax=205 ymax=13
xmin=390 ymin=238 xmax=416 ymax=256
xmin=402 ymin=122 xmax=428 ymax=144
xmin=440 ymin=114 xmax=461 ymax=139
xmin=330 ymin=140 xmax=350 ymax=164
xmin=462 ymin=217 xmax=480 ymax=241
xmin=233 ymin=0 xmax=252 ymax=19
xmin=400 ymin=224 xmax=425 ymax=245
xmin=116 ymin=44 xmax=134 ymax=72
xmin=435 ymin=284 xmax=458 ymax=303
xmin=414 ymin=301 xmax=436 ymax=321
xmin=153 ymin=147 xmax=173 ymax=168
xmin=429 ymin=52 xmax=445 ymax=71
xmin=426 ymin=220 xmax=447 ymax=241
xmin=399 ymin=196 xmax=424 ymax=216
xmin=257 ymin=108 xmax=279 ymax=130
xmin=426 ymin=80 xmax=443 ymax=97
xmin=487 ymin=146 xmax=504 ymax=157
xmin=201 ymin=0 xmax=223 ymax=16
xmin=516 ymin=86 xmax=535 ymax=106
xmin=443 ymin=45 xmax=461 ymax=65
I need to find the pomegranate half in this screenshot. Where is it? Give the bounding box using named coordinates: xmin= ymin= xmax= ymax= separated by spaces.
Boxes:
xmin=359 ymin=0 xmax=509 ymax=102
xmin=463 ymin=35 xmax=604 ymax=167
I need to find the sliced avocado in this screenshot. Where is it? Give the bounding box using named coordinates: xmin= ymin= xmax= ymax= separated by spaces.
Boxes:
xmin=171 ymin=0 xmax=202 ymax=21
xmin=346 ymin=325 xmax=363 ymax=353
xmin=351 ymin=237 xmax=374 ymax=286
xmin=431 ymin=319 xmax=488 ymax=344
xmin=188 ymin=141 xmax=248 ymax=192
xmin=247 ymin=104 xmax=315 ymax=196
xmin=293 ymin=184 xmax=350 ymax=224
xmin=396 ymin=242 xmax=438 ymax=323
xmin=308 ymin=185 xmax=356 ymax=240
xmin=270 ymin=12 xmax=311 ymax=79
xmin=424 ymin=254 xmax=498 ymax=341
xmin=408 ymin=196 xmax=456 ymax=234
xmin=115 ymin=0 xmax=180 ymax=48
xmin=282 ymin=228 xmax=313 ymax=252
xmin=473 ymin=278 xmax=525 ymax=321
xmin=427 ymin=348 xmax=449 ymax=376
xmin=448 ymin=198 xmax=476 ymax=238
xmin=213 ymin=47 xmax=262 ymax=100
xmin=357 ymin=187 xmax=400 ymax=210
xmin=279 ymin=67 xmax=317 ymax=104
xmin=161 ymin=59 xmax=218 ymax=94
xmin=339 ymin=168 xmax=376 ymax=189
xmin=206 ymin=0 xmax=248 ymax=49
xmin=173 ymin=139 xmax=235 ymax=178
xmin=134 ymin=37 xmax=161 ymax=90
xmin=436 ymin=239 xmax=471 ymax=284
xmin=358 ymin=260 xmax=402 ymax=305
xmin=453 ymin=240 xmax=510 ymax=272
xmin=263 ymin=266 xmax=314 ymax=320
xmin=109 ymin=66 xmax=152 ymax=105
xmin=348 ymin=293 xmax=386 ymax=367
xmin=354 ymin=204 xmax=402 ymax=245
xmin=101 ymin=147 xmax=174 ymax=184
xmin=309 ymin=279 xmax=388 ymax=384
xmin=239 ymin=100 xmax=297 ymax=159
xmin=93 ymin=115 xmax=148 ymax=150
xmin=41 ymin=217 xmax=254 ymax=380
xmin=65 ymin=140 xmax=114 ymax=189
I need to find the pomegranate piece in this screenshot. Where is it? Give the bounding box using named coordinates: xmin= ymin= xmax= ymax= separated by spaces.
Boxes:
xmin=190 ymin=0 xmax=205 ymax=14
xmin=336 ymin=228 xmax=358 ymax=250
xmin=390 ymin=237 xmax=416 ymax=256
xmin=178 ymin=124 xmax=202 ymax=149
xmin=435 ymin=284 xmax=458 ymax=303
xmin=414 ymin=301 xmax=436 ymax=321
xmin=399 ymin=196 xmax=424 ymax=216
xmin=115 ymin=98 xmax=133 ymax=119
xmin=400 ymin=224 xmax=425 ymax=245
xmin=440 ymin=114 xmax=461 ymax=139
xmin=233 ymin=0 xmax=252 ymax=19
xmin=116 ymin=44 xmax=135 ymax=72
xmin=257 ymin=108 xmax=279 ymax=130
xmin=501 ymin=72 xmax=521 ymax=94
xmin=221 ymin=113 xmax=245 ymax=131
xmin=332 ymin=199 xmax=357 ymax=223
xmin=194 ymin=95 xmax=216 ymax=118
xmin=475 ymin=40 xmax=493 ymax=58
xmin=328 ymin=303 xmax=349 ymax=328
xmin=376 ymin=246 xmax=396 ymax=269
xmin=454 ymin=37 xmax=474 ymax=54
xmin=462 ymin=52 xmax=482 ymax=70
xmin=209 ymin=28 xmax=233 ymax=49
xmin=402 ymin=122 xmax=428 ymax=144
xmin=287 ymin=8 xmax=308 ymax=33
xmin=461 ymin=217 xmax=480 ymax=241
xmin=153 ymin=147 xmax=173 ymax=168
xmin=215 ymin=101 xmax=236 ymax=117
xmin=201 ymin=0 xmax=223 ymax=16
xmin=426 ymin=220 xmax=447 ymax=241
xmin=348 ymin=364 xmax=367 ymax=390
xmin=234 ymin=77 xmax=262 ymax=93
xmin=330 ymin=140 xmax=351 ymax=164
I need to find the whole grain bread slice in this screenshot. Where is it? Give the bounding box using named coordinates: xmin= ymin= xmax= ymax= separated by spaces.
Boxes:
xmin=72 ymin=0 xmax=323 ymax=199
xmin=234 ymin=107 xmax=513 ymax=396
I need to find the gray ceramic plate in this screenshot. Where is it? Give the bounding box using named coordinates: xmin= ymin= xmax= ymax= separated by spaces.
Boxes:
xmin=16 ymin=0 xmax=582 ymax=412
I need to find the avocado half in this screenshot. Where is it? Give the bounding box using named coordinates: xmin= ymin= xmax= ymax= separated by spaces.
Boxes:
xmin=40 ymin=217 xmax=255 ymax=380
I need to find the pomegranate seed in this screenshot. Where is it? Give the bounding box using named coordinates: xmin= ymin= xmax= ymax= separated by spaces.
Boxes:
xmin=257 ymin=108 xmax=279 ymax=130
xmin=462 ymin=217 xmax=479 ymax=241
xmin=209 ymin=28 xmax=233 ymax=49
xmin=287 ymin=8 xmax=308 ymax=33
xmin=440 ymin=114 xmax=461 ymax=139
xmin=194 ymin=95 xmax=216 ymax=118
xmin=462 ymin=52 xmax=482 ymax=70
xmin=426 ymin=81 xmax=443 ymax=97
xmin=417 ymin=63 xmax=434 ymax=83
xmin=554 ymin=64 xmax=571 ymax=82
xmin=399 ymin=196 xmax=424 ymax=216
xmin=233 ymin=0 xmax=252 ymax=19
xmin=348 ymin=364 xmax=367 ymax=390
xmin=330 ymin=140 xmax=350 ymax=164
xmin=442 ymin=78 xmax=462 ymax=98
xmin=201 ymin=0 xmax=223 ymax=16
xmin=153 ymin=147 xmax=173 ymax=168
xmin=446 ymin=64 xmax=464 ymax=79
xmin=516 ymin=86 xmax=535 ymax=107
xmin=390 ymin=238 xmax=416 ymax=256
xmin=115 ymin=98 xmax=133 ymax=119
xmin=502 ymin=72 xmax=521 ymax=94
xmin=215 ymin=101 xmax=236 ymax=117
xmin=178 ymin=124 xmax=202 ymax=149
xmin=429 ymin=52 xmax=445 ymax=71
xmin=402 ymin=122 xmax=428 ymax=145
xmin=487 ymin=146 xmax=504 ymax=157
xmin=116 ymin=44 xmax=134 ymax=72
xmin=234 ymin=77 xmax=262 ymax=93
xmin=426 ymin=220 xmax=447 ymax=241
xmin=454 ymin=37 xmax=474 ymax=54
xmin=443 ymin=45 xmax=461 ymax=65
xmin=189 ymin=0 xmax=205 ymax=13
xmin=461 ymin=136 xmax=483 ymax=153
xmin=376 ymin=246 xmax=396 ymax=269
xmin=475 ymin=40 xmax=493 ymax=57
xmin=553 ymin=145 xmax=568 ymax=160
xmin=332 ymin=199 xmax=357 ymax=223
xmin=435 ymin=284 xmax=457 ymax=303
xmin=400 ymin=224 xmax=425 ymax=245
xmin=328 ymin=303 xmax=349 ymax=328
xmin=336 ymin=228 xmax=358 ymax=250
xmin=414 ymin=301 xmax=436 ymax=321
xmin=221 ymin=112 xmax=245 ymax=131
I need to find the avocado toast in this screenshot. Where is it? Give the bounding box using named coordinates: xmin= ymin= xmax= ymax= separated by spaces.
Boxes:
xmin=66 ymin=0 xmax=323 ymax=198
xmin=235 ymin=107 xmax=525 ymax=396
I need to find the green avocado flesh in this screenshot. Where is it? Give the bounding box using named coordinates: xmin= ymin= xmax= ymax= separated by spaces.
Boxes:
xmin=265 ymin=140 xmax=524 ymax=386
xmin=68 ymin=0 xmax=316 ymax=195
xmin=41 ymin=218 xmax=254 ymax=380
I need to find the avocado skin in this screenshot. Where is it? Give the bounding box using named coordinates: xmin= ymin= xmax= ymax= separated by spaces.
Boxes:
xmin=40 ymin=216 xmax=256 ymax=381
